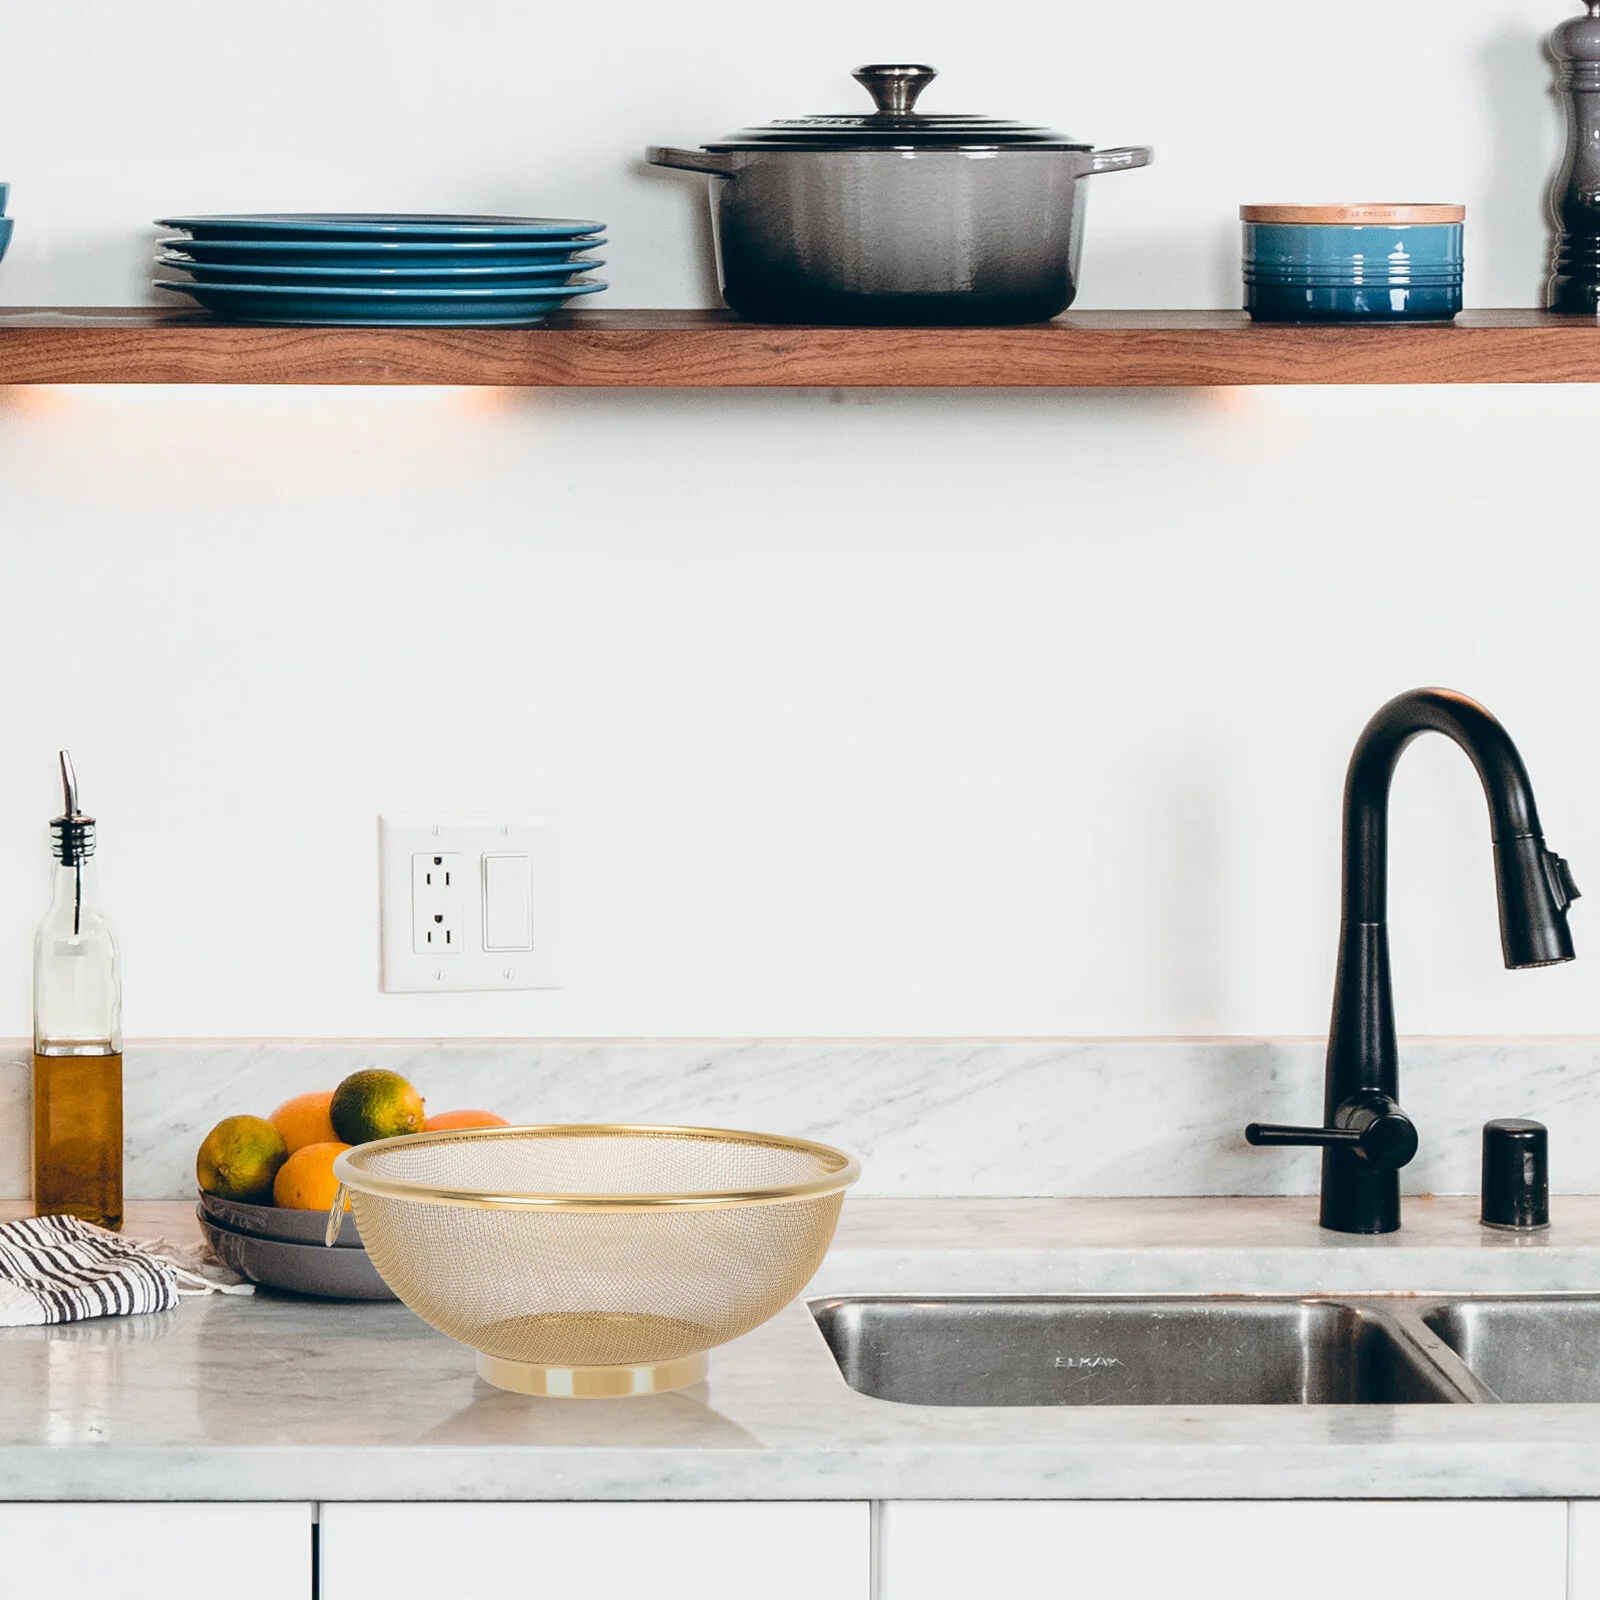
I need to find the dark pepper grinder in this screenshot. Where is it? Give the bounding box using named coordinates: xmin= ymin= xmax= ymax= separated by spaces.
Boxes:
xmin=1550 ymin=1 xmax=1600 ymax=312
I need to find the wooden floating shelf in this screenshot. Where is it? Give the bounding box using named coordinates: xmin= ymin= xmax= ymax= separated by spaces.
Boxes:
xmin=1 ymin=307 xmax=1598 ymax=387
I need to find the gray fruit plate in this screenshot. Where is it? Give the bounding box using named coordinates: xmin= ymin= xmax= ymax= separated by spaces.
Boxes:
xmin=197 ymin=1187 xmax=366 ymax=1248
xmin=197 ymin=1209 xmax=396 ymax=1301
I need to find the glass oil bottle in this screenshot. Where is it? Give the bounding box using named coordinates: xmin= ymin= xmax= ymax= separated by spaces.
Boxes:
xmin=33 ymin=752 xmax=123 ymax=1229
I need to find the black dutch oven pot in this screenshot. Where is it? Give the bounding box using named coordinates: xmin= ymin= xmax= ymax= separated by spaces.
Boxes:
xmin=648 ymin=64 xmax=1153 ymax=325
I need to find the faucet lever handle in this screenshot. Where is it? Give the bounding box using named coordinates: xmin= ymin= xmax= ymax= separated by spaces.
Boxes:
xmin=1247 ymin=1097 xmax=1418 ymax=1172
xmin=1248 ymin=1126 xmax=1350 ymax=1152
xmin=1246 ymin=1123 xmax=1361 ymax=1149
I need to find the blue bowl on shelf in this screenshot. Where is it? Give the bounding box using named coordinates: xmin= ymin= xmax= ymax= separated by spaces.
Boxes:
xmin=0 ymin=216 xmax=12 ymax=268
xmin=1245 ymin=280 xmax=1463 ymax=322
xmin=1242 ymin=204 xmax=1464 ymax=323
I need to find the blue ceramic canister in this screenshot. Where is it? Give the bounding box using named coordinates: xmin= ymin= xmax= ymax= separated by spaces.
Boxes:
xmin=1242 ymin=203 xmax=1464 ymax=322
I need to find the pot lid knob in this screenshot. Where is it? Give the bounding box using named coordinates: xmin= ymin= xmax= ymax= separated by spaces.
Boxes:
xmin=852 ymin=63 xmax=937 ymax=116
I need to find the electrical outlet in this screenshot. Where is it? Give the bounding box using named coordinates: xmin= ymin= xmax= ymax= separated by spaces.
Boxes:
xmin=379 ymin=816 xmax=558 ymax=993
xmin=411 ymin=851 xmax=465 ymax=954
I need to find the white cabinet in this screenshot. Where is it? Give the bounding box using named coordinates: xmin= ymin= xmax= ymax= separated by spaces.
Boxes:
xmin=881 ymin=1501 xmax=1569 ymax=1600
xmin=0 ymin=1503 xmax=311 ymax=1600
xmin=1571 ymin=1502 xmax=1600 ymax=1600
xmin=320 ymin=1500 xmax=870 ymax=1600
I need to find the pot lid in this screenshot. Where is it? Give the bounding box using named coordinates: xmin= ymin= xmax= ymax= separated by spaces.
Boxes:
xmin=702 ymin=65 xmax=1091 ymax=152
xmin=1241 ymin=203 xmax=1466 ymax=225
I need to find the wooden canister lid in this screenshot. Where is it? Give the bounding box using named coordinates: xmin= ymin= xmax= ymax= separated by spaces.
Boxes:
xmin=1240 ymin=203 xmax=1466 ymax=225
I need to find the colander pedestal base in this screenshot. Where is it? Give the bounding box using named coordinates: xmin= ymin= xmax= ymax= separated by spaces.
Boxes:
xmin=476 ymin=1350 xmax=709 ymax=1398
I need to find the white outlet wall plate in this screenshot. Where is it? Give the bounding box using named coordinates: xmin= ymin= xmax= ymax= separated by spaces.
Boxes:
xmin=378 ymin=816 xmax=558 ymax=993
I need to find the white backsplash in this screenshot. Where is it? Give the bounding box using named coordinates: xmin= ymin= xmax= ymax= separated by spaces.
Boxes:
xmin=1 ymin=1038 xmax=1595 ymax=1201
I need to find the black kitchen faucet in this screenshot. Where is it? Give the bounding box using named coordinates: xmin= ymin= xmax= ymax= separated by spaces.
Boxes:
xmin=1246 ymin=688 xmax=1579 ymax=1234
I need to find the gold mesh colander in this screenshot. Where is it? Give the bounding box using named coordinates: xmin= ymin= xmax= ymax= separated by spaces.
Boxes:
xmin=330 ymin=1124 xmax=860 ymax=1398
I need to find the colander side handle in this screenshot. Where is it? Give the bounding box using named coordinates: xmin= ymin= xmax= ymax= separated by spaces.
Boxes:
xmin=325 ymin=1186 xmax=349 ymax=1247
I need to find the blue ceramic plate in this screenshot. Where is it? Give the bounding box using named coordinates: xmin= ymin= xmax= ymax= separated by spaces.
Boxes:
xmin=158 ymin=253 xmax=605 ymax=285
xmin=176 ymin=312 xmax=599 ymax=326
xmin=156 ymin=275 xmax=605 ymax=302
xmin=159 ymin=213 xmax=604 ymax=241
xmin=157 ymin=276 xmax=606 ymax=323
xmin=157 ymin=236 xmax=604 ymax=266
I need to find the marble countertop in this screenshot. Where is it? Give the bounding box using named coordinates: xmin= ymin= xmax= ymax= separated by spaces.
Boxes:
xmin=4 ymin=1195 xmax=1600 ymax=1503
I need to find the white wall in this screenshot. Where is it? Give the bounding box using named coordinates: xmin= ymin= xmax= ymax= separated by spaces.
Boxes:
xmin=0 ymin=0 xmax=1594 ymax=1039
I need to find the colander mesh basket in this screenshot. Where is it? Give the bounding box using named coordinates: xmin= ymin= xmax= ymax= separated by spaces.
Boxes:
xmin=333 ymin=1125 xmax=858 ymax=1397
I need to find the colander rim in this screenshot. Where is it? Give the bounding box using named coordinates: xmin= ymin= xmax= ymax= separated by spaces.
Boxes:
xmin=331 ymin=1122 xmax=863 ymax=1211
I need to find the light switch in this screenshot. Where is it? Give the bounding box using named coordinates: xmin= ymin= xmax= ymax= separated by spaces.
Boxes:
xmin=482 ymin=853 xmax=534 ymax=951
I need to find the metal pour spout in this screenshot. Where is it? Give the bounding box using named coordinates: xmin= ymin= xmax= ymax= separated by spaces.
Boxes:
xmin=59 ymin=750 xmax=79 ymax=819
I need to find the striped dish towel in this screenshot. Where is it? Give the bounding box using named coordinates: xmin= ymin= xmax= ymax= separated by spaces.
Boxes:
xmin=0 ymin=1213 xmax=246 ymax=1327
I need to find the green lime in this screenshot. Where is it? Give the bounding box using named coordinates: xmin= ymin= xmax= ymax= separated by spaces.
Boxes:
xmin=330 ymin=1069 xmax=426 ymax=1145
xmin=196 ymin=1115 xmax=289 ymax=1202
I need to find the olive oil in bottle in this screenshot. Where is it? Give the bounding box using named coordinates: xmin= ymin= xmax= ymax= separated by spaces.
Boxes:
xmin=33 ymin=752 xmax=123 ymax=1230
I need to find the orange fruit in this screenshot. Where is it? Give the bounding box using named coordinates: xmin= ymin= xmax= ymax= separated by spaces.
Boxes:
xmin=423 ymin=1109 xmax=510 ymax=1132
xmin=268 ymin=1091 xmax=338 ymax=1154
xmin=272 ymin=1141 xmax=353 ymax=1211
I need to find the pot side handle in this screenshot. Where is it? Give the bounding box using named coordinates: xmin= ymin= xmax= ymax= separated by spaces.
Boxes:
xmin=1087 ymin=146 xmax=1154 ymax=175
xmin=647 ymin=146 xmax=739 ymax=178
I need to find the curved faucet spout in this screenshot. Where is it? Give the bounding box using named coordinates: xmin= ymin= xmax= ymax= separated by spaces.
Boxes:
xmin=1341 ymin=688 xmax=1578 ymax=965
xmin=1249 ymin=687 xmax=1578 ymax=1236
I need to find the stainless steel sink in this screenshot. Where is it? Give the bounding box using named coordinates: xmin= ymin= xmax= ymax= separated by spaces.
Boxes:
xmin=810 ymin=1296 xmax=1473 ymax=1407
xmin=1422 ymin=1297 xmax=1600 ymax=1403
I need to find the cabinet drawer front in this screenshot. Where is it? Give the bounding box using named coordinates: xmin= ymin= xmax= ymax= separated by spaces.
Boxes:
xmin=0 ymin=1503 xmax=311 ymax=1600
xmin=1569 ymin=1502 xmax=1600 ymax=1600
xmin=882 ymin=1501 xmax=1567 ymax=1600
xmin=321 ymin=1501 xmax=870 ymax=1600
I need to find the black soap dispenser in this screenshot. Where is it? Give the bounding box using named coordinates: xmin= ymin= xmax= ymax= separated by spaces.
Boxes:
xmin=1481 ymin=1119 xmax=1550 ymax=1232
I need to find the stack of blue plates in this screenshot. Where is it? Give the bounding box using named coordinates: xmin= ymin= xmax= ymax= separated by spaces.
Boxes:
xmin=155 ymin=214 xmax=607 ymax=325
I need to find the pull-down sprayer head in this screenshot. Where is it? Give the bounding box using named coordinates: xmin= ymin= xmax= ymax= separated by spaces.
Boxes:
xmin=1496 ymin=833 xmax=1579 ymax=969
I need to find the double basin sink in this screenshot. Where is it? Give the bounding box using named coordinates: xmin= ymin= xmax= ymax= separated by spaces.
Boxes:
xmin=810 ymin=1296 xmax=1600 ymax=1406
